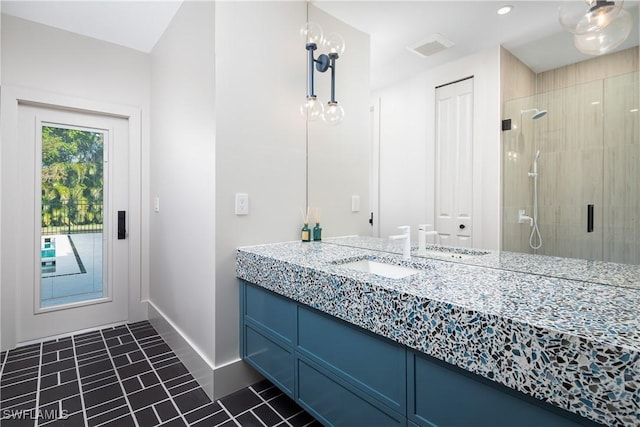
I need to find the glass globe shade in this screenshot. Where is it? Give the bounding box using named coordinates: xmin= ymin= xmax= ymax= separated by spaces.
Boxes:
xmin=559 ymin=0 xmax=623 ymax=34
xmin=300 ymin=22 xmax=323 ymax=45
xmin=574 ymin=8 xmax=632 ymax=55
xmin=576 ymin=1 xmax=624 ymax=34
xmin=323 ymin=32 xmax=346 ymax=56
xmin=300 ymin=96 xmax=324 ymax=121
xmin=322 ymin=103 xmax=345 ymax=126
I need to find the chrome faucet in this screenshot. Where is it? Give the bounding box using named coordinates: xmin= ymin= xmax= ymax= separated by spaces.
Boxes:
xmin=390 ymin=225 xmax=411 ymax=260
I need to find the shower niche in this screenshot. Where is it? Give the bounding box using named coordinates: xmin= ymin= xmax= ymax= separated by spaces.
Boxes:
xmin=502 ymin=47 xmax=639 ymax=264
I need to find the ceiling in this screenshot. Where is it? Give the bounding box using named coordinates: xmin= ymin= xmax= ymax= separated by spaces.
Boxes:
xmin=314 ymin=1 xmax=640 ymax=89
xmin=1 ymin=1 xmax=638 ymax=90
xmin=1 ymin=1 xmax=183 ymax=53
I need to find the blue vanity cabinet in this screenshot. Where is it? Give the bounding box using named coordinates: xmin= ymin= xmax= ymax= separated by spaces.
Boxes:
xmin=240 ymin=280 xmax=599 ymax=427
xmin=241 ymin=280 xmax=406 ymax=426
xmin=407 ymin=351 xmax=599 ymax=427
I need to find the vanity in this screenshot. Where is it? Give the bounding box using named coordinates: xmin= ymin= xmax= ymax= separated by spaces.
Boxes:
xmin=236 ymin=238 xmax=640 ymax=427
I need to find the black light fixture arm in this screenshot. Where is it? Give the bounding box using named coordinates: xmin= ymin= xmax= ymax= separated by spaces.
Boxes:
xmin=306 ymin=43 xmax=317 ymax=98
xmin=312 ymin=51 xmax=339 ymax=104
xmin=328 ymin=53 xmax=338 ymax=104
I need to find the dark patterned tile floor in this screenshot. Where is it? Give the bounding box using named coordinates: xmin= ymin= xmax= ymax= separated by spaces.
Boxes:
xmin=0 ymin=321 xmax=320 ymax=427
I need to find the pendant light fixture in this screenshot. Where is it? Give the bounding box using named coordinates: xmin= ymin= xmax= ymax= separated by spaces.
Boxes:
xmin=559 ymin=0 xmax=632 ymax=55
xmin=300 ymin=22 xmax=346 ymax=125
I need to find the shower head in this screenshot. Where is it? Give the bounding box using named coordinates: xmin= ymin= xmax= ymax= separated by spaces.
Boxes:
xmin=521 ymin=108 xmax=548 ymax=120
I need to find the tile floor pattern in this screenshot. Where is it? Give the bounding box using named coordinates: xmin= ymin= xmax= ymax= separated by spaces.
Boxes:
xmin=0 ymin=321 xmax=321 ymax=427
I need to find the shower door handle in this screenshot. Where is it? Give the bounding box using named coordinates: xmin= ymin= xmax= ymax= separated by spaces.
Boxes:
xmin=587 ymin=204 xmax=594 ymax=233
xmin=118 ymin=210 xmax=127 ymax=239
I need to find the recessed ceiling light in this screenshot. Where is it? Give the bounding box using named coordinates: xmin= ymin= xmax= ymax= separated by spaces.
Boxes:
xmin=497 ymin=5 xmax=513 ymax=15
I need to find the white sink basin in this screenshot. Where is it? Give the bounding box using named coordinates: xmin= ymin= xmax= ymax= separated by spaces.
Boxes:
xmin=340 ymin=259 xmax=420 ymax=279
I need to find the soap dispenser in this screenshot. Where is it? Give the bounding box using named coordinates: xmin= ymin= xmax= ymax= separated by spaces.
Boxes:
xmin=312 ymin=208 xmax=322 ymax=241
xmin=300 ymin=207 xmax=311 ymax=242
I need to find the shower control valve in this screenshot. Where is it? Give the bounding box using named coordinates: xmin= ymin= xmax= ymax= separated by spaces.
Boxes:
xmin=518 ymin=209 xmax=533 ymax=227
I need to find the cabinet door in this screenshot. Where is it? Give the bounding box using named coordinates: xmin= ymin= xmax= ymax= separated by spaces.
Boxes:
xmin=298 ymin=306 xmax=406 ymax=414
xmin=244 ymin=281 xmax=296 ymax=344
xmin=244 ymin=325 xmax=295 ymax=397
xmin=297 ymin=357 xmax=406 ymax=427
xmin=241 ymin=281 xmax=296 ymax=397
xmin=408 ymin=352 xmax=592 ymax=427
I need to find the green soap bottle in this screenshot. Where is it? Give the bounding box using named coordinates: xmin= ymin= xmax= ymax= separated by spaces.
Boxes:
xmin=301 ymin=223 xmax=311 ymax=242
xmin=313 ymin=223 xmax=322 ymax=241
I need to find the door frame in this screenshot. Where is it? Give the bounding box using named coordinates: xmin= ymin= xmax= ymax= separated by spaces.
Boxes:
xmin=1 ymin=86 xmax=145 ymax=350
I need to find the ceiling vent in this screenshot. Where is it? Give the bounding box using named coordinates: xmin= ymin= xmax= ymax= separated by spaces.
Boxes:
xmin=407 ymin=33 xmax=455 ymax=57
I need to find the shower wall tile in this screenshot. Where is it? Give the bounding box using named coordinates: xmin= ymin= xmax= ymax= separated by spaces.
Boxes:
xmin=603 ymin=72 xmax=639 ymax=264
xmin=500 ymin=47 xmax=536 ymax=103
xmin=603 ymin=144 xmax=640 ymax=264
xmin=503 ymin=44 xmax=637 ymax=263
xmin=502 ymin=96 xmax=536 ymax=253
xmin=536 ymin=47 xmax=638 ymax=93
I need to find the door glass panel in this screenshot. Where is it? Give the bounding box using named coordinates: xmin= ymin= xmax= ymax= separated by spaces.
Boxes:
xmin=40 ymin=125 xmax=106 ymax=308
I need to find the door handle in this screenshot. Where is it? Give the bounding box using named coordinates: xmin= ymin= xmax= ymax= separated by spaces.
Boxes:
xmin=587 ymin=204 xmax=594 ymax=233
xmin=118 ymin=211 xmax=126 ymax=240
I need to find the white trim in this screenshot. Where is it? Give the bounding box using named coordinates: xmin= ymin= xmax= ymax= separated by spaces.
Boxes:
xmin=148 ymin=300 xmax=214 ymax=398
xmin=15 ymin=320 xmax=128 ymax=347
xmin=213 ymin=357 xmax=262 ymax=400
xmin=147 ymin=300 xmax=263 ymax=400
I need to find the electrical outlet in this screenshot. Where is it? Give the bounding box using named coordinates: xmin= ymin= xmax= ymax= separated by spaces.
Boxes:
xmin=235 ymin=193 xmax=249 ymax=215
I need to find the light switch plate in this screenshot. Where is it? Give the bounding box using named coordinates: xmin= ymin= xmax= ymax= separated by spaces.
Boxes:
xmin=153 ymin=197 xmax=160 ymax=213
xmin=235 ymin=193 xmax=249 ymax=215
xmin=351 ymin=195 xmax=360 ymax=212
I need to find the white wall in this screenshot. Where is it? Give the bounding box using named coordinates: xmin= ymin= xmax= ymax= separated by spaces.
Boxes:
xmin=307 ymin=5 xmax=371 ymax=237
xmin=214 ymin=0 xmax=306 ymax=387
xmin=0 ymin=14 xmax=151 ymax=349
xmin=148 ymin=0 xmax=216 ymax=393
xmin=374 ymin=77 xmax=431 ymax=240
xmin=372 ymin=47 xmax=502 ymax=250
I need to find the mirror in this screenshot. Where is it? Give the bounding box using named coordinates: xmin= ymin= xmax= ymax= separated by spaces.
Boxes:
xmin=306 ymin=1 xmax=640 ymax=282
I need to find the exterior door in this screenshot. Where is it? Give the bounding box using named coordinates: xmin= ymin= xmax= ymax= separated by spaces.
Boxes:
xmin=434 ymin=78 xmax=474 ymax=247
xmin=15 ymin=103 xmax=129 ymax=342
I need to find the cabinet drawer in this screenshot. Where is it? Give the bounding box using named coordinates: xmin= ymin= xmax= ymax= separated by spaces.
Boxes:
xmin=244 ymin=282 xmax=296 ymax=344
xmin=409 ymin=352 xmax=590 ymax=427
xmin=297 ymin=357 xmax=405 ymax=427
xmin=244 ymin=325 xmax=294 ymax=397
xmin=298 ymin=306 xmax=406 ymax=413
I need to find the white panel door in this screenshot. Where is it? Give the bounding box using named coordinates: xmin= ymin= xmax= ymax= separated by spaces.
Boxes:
xmin=16 ymin=103 xmax=129 ymax=342
xmin=435 ymin=78 xmax=474 ymax=247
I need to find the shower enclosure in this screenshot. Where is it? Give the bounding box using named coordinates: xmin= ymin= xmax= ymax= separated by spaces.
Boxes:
xmin=502 ymin=70 xmax=639 ymax=264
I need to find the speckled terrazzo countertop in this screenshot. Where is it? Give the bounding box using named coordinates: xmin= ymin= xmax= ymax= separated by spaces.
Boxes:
xmin=236 ymin=240 xmax=640 ymax=427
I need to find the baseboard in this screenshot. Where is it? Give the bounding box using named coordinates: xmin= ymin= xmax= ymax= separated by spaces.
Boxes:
xmin=147 ymin=301 xmax=215 ymax=399
xmin=213 ymin=358 xmax=263 ymax=400
xmin=147 ymin=301 xmax=264 ymax=400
